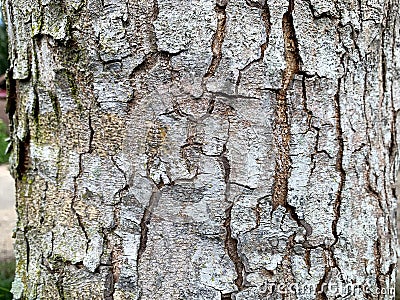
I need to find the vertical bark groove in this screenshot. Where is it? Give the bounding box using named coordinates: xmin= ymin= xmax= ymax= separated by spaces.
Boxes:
xmin=315 ymin=77 xmax=346 ymax=299
xmin=137 ymin=187 xmax=161 ymax=261
xmin=224 ymin=204 xmax=245 ymax=291
xmin=332 ymin=79 xmax=345 ymax=244
xmin=221 ymin=143 xmax=246 ymax=292
xmin=72 ymin=153 xmax=90 ymax=253
xmin=260 ymin=1 xmax=271 ymax=58
xmin=204 ymin=2 xmax=227 ymax=78
xmin=271 ymin=0 xmax=300 ymax=209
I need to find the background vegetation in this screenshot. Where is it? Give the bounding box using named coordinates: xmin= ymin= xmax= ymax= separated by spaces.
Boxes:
xmin=0 ymin=260 xmax=14 ymax=300
xmin=0 ymin=11 xmax=12 ymax=300
xmin=0 ymin=20 xmax=8 ymax=75
xmin=0 ymin=120 xmax=9 ymax=164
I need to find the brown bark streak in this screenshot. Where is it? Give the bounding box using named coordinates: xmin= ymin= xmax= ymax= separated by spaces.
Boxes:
xmin=332 ymin=78 xmax=345 ymax=245
xmin=272 ymin=0 xmax=300 ymax=209
xmin=260 ymin=2 xmax=272 ymax=58
xmin=204 ymin=3 xmax=227 ymax=78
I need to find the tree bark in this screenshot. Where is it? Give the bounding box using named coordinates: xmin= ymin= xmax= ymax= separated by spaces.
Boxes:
xmin=5 ymin=0 xmax=400 ymax=299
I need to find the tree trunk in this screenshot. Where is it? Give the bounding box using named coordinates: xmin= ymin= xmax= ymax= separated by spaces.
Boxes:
xmin=5 ymin=0 xmax=400 ymax=299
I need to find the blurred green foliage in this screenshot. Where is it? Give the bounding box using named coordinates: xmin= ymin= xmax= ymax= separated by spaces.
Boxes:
xmin=0 ymin=120 xmax=9 ymax=164
xmin=0 ymin=259 xmax=14 ymax=300
xmin=0 ymin=21 xmax=7 ymax=75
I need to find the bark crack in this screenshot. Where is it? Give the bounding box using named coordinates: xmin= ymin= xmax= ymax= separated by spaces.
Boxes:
xmin=303 ymin=0 xmax=337 ymax=20
xmin=271 ymin=0 xmax=300 ymax=209
xmin=137 ymin=186 xmax=162 ymax=261
xmin=332 ymin=78 xmax=345 ymax=246
xmin=222 ymin=153 xmax=245 ymax=291
xmin=71 ymin=153 xmax=90 ymax=253
xmin=107 ymin=157 xmax=128 ymax=294
xmin=220 ymin=122 xmax=246 ymax=292
xmin=204 ymin=2 xmax=227 ymax=78
xmin=71 ymin=107 xmax=95 ymax=254
xmin=235 ymin=1 xmax=271 ymax=93
xmin=315 ymin=77 xmax=346 ymax=299
xmin=301 ymin=75 xmax=313 ymax=132
xmin=260 ymin=1 xmax=272 ymax=59
xmin=373 ymin=239 xmax=384 ymax=299
xmin=315 ymin=264 xmax=329 ymax=299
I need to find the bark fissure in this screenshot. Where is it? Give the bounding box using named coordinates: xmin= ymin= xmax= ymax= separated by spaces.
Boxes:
xmin=260 ymin=1 xmax=272 ymax=59
xmin=314 ymin=77 xmax=347 ymax=298
xmin=374 ymin=239 xmax=384 ymax=299
xmin=107 ymin=157 xmax=126 ymax=295
xmin=235 ymin=1 xmax=271 ymax=93
xmin=242 ymin=0 xmax=272 ymax=57
xmin=316 ymin=249 xmax=344 ymax=299
xmin=16 ymin=131 xmax=31 ymax=180
xmin=280 ymin=234 xmax=297 ymax=299
xmin=23 ymin=227 xmax=30 ymax=272
xmin=71 ymin=153 xmax=90 ymax=253
xmin=303 ymin=0 xmax=337 ymax=20
xmin=129 ymin=52 xmax=163 ymax=79
xmin=380 ymin=27 xmax=387 ymax=96
xmin=365 ymin=158 xmax=385 ymax=212
xmin=304 ymin=248 xmax=311 ymax=274
xmin=332 ymin=78 xmax=345 ymax=244
xmin=70 ymin=108 xmax=95 ymax=254
xmin=222 ymin=155 xmax=245 ymax=292
xmin=374 ymin=12 xmax=396 ymax=288
xmin=32 ymin=39 xmax=41 ymax=128
xmin=389 ymin=6 xmax=398 ymax=183
xmin=110 ymin=156 xmax=129 ymax=204
xmin=286 ymin=203 xmax=313 ymax=238
xmin=220 ymin=123 xmax=246 ymax=292
xmin=56 ymin=274 xmax=66 ymax=300
xmin=224 ymin=205 xmax=245 ymax=291
xmin=315 ymin=265 xmax=329 ymax=299
xmin=88 ymin=109 xmax=94 ymax=153
xmin=379 ymin=21 xmax=392 ymax=216
xmin=387 ymin=11 xmax=399 ymax=275
xmin=204 ymin=3 xmax=227 ymax=78
xmin=271 ymin=0 xmax=300 ymax=210
xmin=148 ymin=0 xmax=160 ymax=53
xmin=137 ymin=187 xmax=161 ymax=261
xmin=129 ymin=42 xmax=182 ymax=85
xmin=301 ymin=75 xmax=313 ymax=132
xmin=361 ymin=65 xmax=387 ymax=213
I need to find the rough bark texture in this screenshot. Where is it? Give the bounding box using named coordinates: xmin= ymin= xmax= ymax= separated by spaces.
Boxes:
xmin=5 ymin=0 xmax=400 ymax=299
